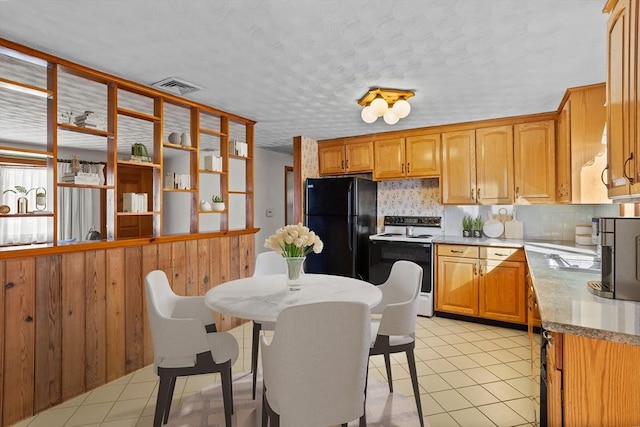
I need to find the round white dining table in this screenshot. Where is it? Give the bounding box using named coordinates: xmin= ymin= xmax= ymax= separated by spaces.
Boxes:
xmin=204 ymin=273 xmax=382 ymax=323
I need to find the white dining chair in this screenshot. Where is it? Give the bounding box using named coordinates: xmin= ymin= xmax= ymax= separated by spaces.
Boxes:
xmin=369 ymin=260 xmax=425 ymax=427
xmin=261 ymin=301 xmax=371 ymax=427
xmin=251 ymin=251 xmax=288 ymax=399
xmin=144 ymin=270 xmax=239 ymax=427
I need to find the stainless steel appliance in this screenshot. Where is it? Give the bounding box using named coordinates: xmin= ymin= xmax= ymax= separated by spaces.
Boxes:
xmin=304 ymin=177 xmax=377 ymax=280
xmin=369 ymin=215 xmax=443 ymax=317
xmin=588 ymin=217 xmax=640 ymax=301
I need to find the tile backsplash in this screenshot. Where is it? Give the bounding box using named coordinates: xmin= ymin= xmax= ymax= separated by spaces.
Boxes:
xmin=376 ymin=178 xmax=621 ymax=241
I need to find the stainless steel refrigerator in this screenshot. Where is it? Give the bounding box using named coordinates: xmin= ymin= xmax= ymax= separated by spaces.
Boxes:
xmin=304 ymin=177 xmax=377 ymax=279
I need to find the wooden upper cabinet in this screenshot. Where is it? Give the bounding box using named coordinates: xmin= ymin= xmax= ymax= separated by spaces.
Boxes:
xmin=606 ymin=0 xmax=633 ymax=198
xmin=556 ymin=84 xmax=609 ymax=204
xmin=442 ymin=126 xmax=512 ymax=205
xmin=318 ymin=139 xmax=373 ymax=175
xmin=345 ymin=140 xmax=374 ymax=173
xmin=475 ymin=125 xmax=514 ymax=205
xmin=318 ymin=141 xmax=347 ymax=175
xmin=373 ymin=137 xmax=405 ymax=179
xmin=405 ymin=133 xmax=441 ymax=177
xmin=373 ymin=133 xmax=440 ymax=180
xmin=514 ymin=120 xmax=556 ymax=203
xmin=441 ymin=130 xmax=476 ymax=204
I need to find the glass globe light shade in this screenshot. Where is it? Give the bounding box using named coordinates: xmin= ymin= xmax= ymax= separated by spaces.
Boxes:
xmin=370 ymin=96 xmax=389 ymax=117
xmin=361 ymin=106 xmax=378 ymax=123
xmin=392 ymin=98 xmax=411 ymax=118
xmin=383 ymin=109 xmax=399 ymax=125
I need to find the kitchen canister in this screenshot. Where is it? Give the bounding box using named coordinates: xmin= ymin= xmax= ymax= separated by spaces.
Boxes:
xmin=576 ymin=224 xmax=594 ymax=245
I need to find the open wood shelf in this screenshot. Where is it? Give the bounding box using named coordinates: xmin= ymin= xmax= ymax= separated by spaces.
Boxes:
xmin=0 ymin=76 xmax=52 ymax=98
xmin=117 ymin=160 xmax=161 ymax=168
xmin=162 ymin=142 xmax=196 ymax=151
xmin=0 ymin=212 xmax=53 ymax=218
xmin=0 ymin=145 xmax=53 ymax=158
xmin=58 ymin=122 xmax=111 ymax=137
xmin=199 ymin=169 xmax=225 ymax=174
xmin=117 ymin=107 xmax=160 ymax=122
xmin=162 ymin=188 xmax=196 ymax=193
xmin=57 ymin=183 xmax=113 ymax=189
xmin=199 ymin=127 xmax=227 ymax=137
xmin=116 ymin=211 xmax=160 ymax=216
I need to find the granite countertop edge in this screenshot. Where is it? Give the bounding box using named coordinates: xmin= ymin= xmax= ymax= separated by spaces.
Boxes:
xmin=434 ymin=236 xmax=640 ymax=346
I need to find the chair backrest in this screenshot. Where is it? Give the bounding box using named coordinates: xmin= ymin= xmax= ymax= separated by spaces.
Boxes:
xmin=263 ymin=301 xmax=370 ymax=426
xmin=253 ymin=251 xmax=288 ymax=276
xmin=145 ymin=270 xmax=210 ymax=368
xmin=375 ymin=260 xmax=423 ymax=337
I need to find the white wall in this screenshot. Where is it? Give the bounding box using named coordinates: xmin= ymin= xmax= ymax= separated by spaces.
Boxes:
xmin=254 ymin=147 xmax=293 ymax=253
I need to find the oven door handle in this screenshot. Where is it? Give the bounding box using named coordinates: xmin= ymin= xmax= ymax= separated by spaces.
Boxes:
xmin=370 ymin=240 xmax=432 ymax=250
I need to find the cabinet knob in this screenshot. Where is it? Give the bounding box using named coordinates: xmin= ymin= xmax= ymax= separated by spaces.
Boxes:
xmin=473 ymin=263 xmax=477 ymax=276
xmin=601 ymin=165 xmax=609 ymax=188
xmin=471 ymin=188 xmax=475 ymax=202
xmin=477 ymin=188 xmax=481 ymax=200
xmin=451 ymin=249 xmax=464 ymax=254
xmin=407 ymin=162 xmax=410 ymax=174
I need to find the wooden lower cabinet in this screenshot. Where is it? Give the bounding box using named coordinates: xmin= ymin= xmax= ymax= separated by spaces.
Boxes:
xmin=479 ymin=259 xmax=525 ymax=323
xmin=436 ymin=256 xmax=479 ymax=316
xmin=436 ymin=244 xmax=526 ymax=323
xmin=546 ymin=332 xmax=640 ymax=426
xmin=0 ymin=234 xmax=255 ymax=427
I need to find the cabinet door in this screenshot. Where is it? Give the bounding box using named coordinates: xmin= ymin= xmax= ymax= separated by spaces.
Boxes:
xmin=514 ymin=120 xmax=556 ymax=203
xmin=373 ymin=137 xmax=405 ymax=180
xmin=546 ymin=334 xmax=563 ymax=427
xmin=556 ymin=101 xmax=572 ymax=202
xmin=318 ymin=143 xmax=345 ymax=175
xmin=441 ymin=130 xmax=476 ymax=204
xmin=345 ymin=140 xmax=373 ymax=173
xmin=479 ymin=259 xmax=525 ymax=323
xmin=570 ymin=85 xmax=609 ymax=203
xmin=475 ymin=125 xmax=514 ymax=205
xmin=405 ymin=133 xmax=441 ymax=177
xmin=436 ymin=256 xmax=478 ymax=315
xmin=607 ymin=0 xmax=633 ymax=197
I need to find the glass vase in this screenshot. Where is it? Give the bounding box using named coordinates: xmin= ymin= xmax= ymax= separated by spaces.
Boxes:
xmin=284 ymin=256 xmax=305 ymax=291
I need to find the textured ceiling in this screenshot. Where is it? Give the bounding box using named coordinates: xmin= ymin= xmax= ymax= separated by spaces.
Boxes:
xmin=0 ymin=0 xmax=608 ymax=154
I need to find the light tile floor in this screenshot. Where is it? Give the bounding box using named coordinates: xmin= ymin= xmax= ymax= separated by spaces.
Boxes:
xmin=12 ymin=316 xmax=538 ymax=427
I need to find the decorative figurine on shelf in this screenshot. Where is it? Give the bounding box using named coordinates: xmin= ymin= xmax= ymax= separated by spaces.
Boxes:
xmin=34 ymin=187 xmax=47 ymax=211
xmin=70 ymin=155 xmax=81 ymax=173
xmin=199 ymin=200 xmax=212 ymax=211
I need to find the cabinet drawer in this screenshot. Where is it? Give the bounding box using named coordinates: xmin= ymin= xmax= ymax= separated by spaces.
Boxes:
xmin=437 ymin=244 xmax=479 ymax=258
xmin=481 ymin=246 xmax=525 ymax=262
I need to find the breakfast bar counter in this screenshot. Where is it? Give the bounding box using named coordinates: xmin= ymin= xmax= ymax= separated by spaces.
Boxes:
xmin=524 ymin=242 xmax=640 ymax=346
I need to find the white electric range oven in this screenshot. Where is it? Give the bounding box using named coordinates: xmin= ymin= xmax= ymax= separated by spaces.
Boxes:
xmin=368 ymin=216 xmax=442 ymax=317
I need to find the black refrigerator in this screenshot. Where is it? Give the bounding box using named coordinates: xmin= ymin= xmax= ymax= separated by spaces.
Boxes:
xmin=304 ymin=176 xmax=377 ymax=280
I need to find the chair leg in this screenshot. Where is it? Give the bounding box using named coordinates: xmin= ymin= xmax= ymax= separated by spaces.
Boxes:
xmin=360 ymin=362 xmax=368 ymax=427
xmin=163 ymin=376 xmax=177 ymax=423
xmin=406 ymin=348 xmax=424 ymax=427
xmin=154 ymin=375 xmax=173 ymax=427
xmin=252 ymin=321 xmax=261 ymax=399
xmin=383 ymin=352 xmax=393 ymax=392
xmin=262 ymin=384 xmax=268 ymax=427
xmin=220 ymin=361 xmax=234 ymax=427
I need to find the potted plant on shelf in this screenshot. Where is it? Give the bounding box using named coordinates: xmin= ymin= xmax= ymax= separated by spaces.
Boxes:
xmin=462 ymin=215 xmax=473 ymax=237
xmin=130 ymin=143 xmax=151 ymax=163
xmin=473 ymin=214 xmax=483 ymax=238
xmin=211 ymin=195 xmax=225 ymax=211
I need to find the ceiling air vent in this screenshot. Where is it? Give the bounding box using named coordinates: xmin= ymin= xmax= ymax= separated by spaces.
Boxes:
xmin=151 ymin=77 xmax=202 ymax=95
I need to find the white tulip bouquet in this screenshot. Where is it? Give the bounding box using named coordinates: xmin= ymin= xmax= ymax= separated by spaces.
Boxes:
xmin=264 ymin=223 xmax=324 ymax=257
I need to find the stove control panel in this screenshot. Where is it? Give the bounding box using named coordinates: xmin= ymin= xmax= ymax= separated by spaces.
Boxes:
xmin=383 ymin=216 xmax=441 ymax=226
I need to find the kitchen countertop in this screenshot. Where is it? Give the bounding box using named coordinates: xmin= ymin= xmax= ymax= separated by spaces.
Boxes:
xmin=434 ymin=236 xmax=640 ymax=346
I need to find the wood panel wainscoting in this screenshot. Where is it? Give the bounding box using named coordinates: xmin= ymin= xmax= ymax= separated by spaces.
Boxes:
xmin=0 ymin=233 xmax=256 ymax=427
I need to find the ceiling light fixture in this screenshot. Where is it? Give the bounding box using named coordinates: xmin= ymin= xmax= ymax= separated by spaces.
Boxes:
xmin=357 ymin=87 xmax=415 ymax=125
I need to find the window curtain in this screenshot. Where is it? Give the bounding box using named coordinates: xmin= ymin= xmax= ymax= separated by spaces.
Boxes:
xmin=0 ymin=165 xmax=49 ymax=245
xmin=57 ymin=162 xmax=101 ymax=242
